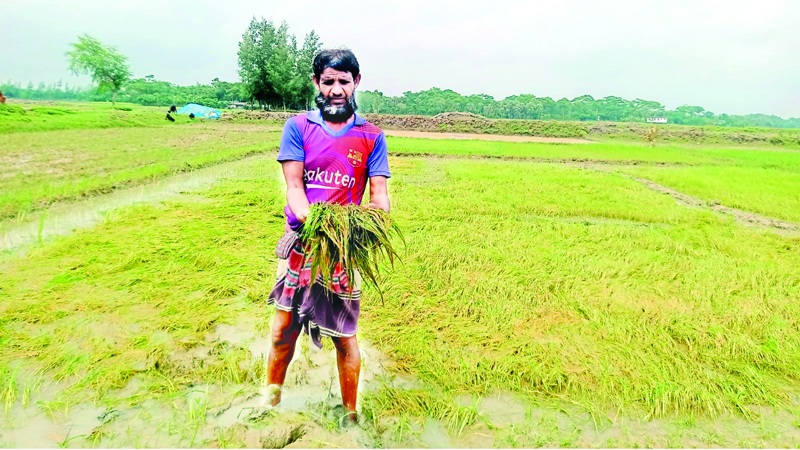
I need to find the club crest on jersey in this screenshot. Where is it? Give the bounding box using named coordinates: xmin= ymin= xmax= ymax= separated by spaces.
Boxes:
xmin=347 ymin=149 xmax=363 ymax=168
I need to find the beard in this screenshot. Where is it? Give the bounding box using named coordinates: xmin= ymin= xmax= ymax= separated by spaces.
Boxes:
xmin=315 ymin=91 xmax=358 ymax=123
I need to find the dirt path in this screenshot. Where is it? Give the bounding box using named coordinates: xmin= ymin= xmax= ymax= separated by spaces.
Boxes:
xmin=384 ymin=129 xmax=592 ymax=144
xmin=621 ymin=174 xmax=800 ymax=236
xmin=390 ymin=152 xmax=689 ymax=167
xmin=0 ymin=155 xmax=273 ymax=253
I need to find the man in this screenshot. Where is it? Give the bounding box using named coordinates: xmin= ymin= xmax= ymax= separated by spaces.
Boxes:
xmin=265 ymin=49 xmax=391 ymax=424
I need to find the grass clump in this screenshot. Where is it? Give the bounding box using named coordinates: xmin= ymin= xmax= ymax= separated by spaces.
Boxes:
xmin=362 ymin=387 xmax=478 ymax=431
xmin=0 ymin=123 xmax=281 ymax=221
xmin=301 ymin=202 xmax=404 ymax=297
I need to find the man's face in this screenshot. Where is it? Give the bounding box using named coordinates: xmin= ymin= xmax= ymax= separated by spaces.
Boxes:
xmin=314 ymin=67 xmax=361 ymax=123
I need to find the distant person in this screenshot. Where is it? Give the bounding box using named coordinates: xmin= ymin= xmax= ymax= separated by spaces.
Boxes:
xmin=169 ymin=105 xmax=177 ymax=114
xmin=0 ymin=89 xmax=6 ymax=105
xmin=265 ymin=48 xmax=391 ymax=425
xmin=165 ymin=113 xmax=175 ymax=122
xmin=189 ymin=113 xmax=195 ymax=119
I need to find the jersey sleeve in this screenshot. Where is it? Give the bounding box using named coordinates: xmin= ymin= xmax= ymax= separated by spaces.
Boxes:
xmin=277 ymin=119 xmax=305 ymax=162
xmin=367 ymin=131 xmax=391 ymax=178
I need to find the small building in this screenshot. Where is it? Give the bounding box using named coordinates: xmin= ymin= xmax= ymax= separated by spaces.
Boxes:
xmin=646 ymin=117 xmax=668 ymax=124
xmin=227 ymin=102 xmax=248 ymax=109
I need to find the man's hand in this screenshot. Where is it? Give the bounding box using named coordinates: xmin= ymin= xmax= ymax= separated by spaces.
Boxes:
xmin=295 ymin=207 xmax=311 ymax=223
xmin=368 ymin=176 xmax=391 ymax=212
xmin=282 ymin=161 xmax=311 ymax=222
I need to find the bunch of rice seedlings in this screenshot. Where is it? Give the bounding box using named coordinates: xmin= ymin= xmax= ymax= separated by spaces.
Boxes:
xmin=301 ymin=202 xmax=403 ymax=298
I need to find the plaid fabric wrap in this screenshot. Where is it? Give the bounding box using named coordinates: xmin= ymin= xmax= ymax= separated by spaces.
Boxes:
xmin=280 ymin=235 xmax=350 ymax=300
xmin=269 ymin=234 xmax=360 ymax=348
xmin=275 ymin=231 xmax=299 ymax=260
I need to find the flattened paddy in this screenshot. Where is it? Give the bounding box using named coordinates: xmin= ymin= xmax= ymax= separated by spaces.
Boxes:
xmin=2 ymin=122 xmax=800 ymax=447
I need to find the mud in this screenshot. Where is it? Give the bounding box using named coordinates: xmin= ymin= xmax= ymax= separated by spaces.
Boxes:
xmin=223 ymin=110 xmax=800 ymax=148
xmin=223 ymin=110 xmax=590 ymax=140
xmin=0 ymin=155 xmax=274 ymax=253
xmin=4 ymin=317 xmax=800 ymax=448
xmin=384 ymin=129 xmax=590 ymax=144
xmin=0 ymin=322 xmax=396 ymax=448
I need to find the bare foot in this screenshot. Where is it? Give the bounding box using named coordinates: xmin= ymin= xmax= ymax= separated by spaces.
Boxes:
xmin=340 ymin=410 xmax=358 ymax=428
xmin=263 ymin=383 xmax=282 ymax=407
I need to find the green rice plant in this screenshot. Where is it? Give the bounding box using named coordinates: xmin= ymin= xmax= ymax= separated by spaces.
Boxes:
xmin=301 ymin=202 xmax=404 ymax=299
xmin=1 ymin=370 xmax=17 ymax=413
xmin=362 ymin=387 xmax=478 ymax=432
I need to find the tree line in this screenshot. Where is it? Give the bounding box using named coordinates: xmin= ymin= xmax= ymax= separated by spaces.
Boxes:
xmin=2 ymin=19 xmax=321 ymax=111
xmin=3 ymin=21 xmax=798 ymax=128
xmin=357 ymin=88 xmax=800 ymax=128
xmin=1 ymin=77 xmax=244 ymax=109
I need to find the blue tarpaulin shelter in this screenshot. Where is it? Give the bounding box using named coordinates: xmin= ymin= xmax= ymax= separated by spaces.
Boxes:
xmin=176 ymin=103 xmax=221 ymax=119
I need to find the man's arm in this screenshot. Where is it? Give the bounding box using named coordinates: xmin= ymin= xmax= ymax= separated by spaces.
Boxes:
xmin=368 ymin=176 xmax=390 ymax=212
xmin=282 ymin=161 xmax=310 ymax=223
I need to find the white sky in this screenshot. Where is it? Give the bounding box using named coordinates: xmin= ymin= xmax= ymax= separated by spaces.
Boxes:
xmin=3 ymin=0 xmax=799 ymax=117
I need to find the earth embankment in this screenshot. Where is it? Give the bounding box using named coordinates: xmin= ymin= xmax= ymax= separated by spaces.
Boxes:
xmin=224 ymin=110 xmax=800 ymax=147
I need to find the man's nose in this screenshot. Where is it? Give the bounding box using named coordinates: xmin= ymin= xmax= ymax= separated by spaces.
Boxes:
xmin=330 ymin=82 xmax=345 ymax=96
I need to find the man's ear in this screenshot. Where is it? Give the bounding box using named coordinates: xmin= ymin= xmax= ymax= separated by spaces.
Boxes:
xmin=353 ymin=74 xmax=361 ymax=89
xmin=312 ymin=75 xmax=320 ymax=91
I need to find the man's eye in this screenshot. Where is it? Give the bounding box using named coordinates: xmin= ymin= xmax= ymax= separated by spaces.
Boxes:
xmin=323 ymin=80 xmax=334 ymax=85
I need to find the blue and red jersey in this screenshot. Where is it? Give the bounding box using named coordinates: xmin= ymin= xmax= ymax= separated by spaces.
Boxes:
xmin=277 ymin=109 xmax=391 ymax=229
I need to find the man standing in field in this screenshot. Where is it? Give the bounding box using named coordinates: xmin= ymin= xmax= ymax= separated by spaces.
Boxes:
xmin=265 ymin=49 xmax=391 ymax=424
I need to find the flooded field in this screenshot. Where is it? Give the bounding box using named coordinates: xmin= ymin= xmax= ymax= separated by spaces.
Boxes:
xmin=3 ymin=117 xmax=800 ymax=447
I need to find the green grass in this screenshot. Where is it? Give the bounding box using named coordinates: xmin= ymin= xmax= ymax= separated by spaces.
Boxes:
xmin=387 ymin=136 xmax=800 ymax=168
xmin=0 ymin=101 xmax=198 ymax=133
xmin=387 ymin=138 xmax=800 ymax=224
xmin=0 ymin=123 xmax=280 ymax=221
xmin=3 ymin=157 xmax=800 ymax=425
xmin=621 ymin=166 xmax=800 ymax=223
xmin=363 ymin=158 xmax=800 ymax=419
xmin=0 ymin=165 xmax=284 ymax=409
xmin=3 ymin=118 xmax=800 ymax=446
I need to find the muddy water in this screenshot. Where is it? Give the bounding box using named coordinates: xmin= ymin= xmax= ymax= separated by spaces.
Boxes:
xmin=209 ymin=322 xmax=416 ymax=425
xmin=0 ymin=155 xmax=273 ymax=253
xmin=0 ymin=323 xmax=415 ymax=448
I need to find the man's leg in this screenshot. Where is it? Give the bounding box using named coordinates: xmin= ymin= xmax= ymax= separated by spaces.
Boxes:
xmin=331 ymin=335 xmax=361 ymax=422
xmin=266 ymin=309 xmax=301 ymax=406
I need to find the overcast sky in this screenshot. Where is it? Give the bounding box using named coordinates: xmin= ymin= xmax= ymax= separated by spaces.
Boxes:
xmin=3 ymin=0 xmax=799 ymax=117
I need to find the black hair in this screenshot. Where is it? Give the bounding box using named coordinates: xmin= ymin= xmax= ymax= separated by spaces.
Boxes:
xmin=313 ymin=48 xmax=360 ymax=80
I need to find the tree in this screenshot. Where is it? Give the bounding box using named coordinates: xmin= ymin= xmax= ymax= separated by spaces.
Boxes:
xmin=67 ymin=35 xmax=131 ymax=105
xmin=238 ymin=18 xmax=322 ymax=110
xmin=238 ymin=18 xmax=278 ymax=109
xmin=295 ymin=30 xmax=322 ymax=110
